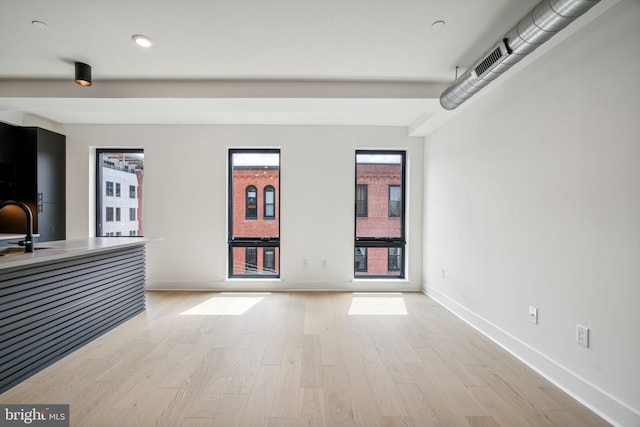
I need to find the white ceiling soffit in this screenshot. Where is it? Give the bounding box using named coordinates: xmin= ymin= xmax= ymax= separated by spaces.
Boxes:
xmin=0 ymin=80 xmax=445 ymax=134
xmin=0 ymin=96 xmax=440 ymax=127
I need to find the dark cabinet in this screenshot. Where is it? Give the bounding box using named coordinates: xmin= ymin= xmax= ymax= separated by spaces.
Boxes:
xmin=0 ymin=123 xmax=17 ymax=202
xmin=20 ymin=127 xmax=66 ymax=242
xmin=0 ymin=124 xmax=66 ymax=242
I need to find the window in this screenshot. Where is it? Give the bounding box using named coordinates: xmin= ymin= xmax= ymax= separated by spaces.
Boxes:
xmin=96 ymin=149 xmax=144 ymax=237
xmin=389 ymin=185 xmax=401 ymax=217
xmin=246 ymin=185 xmax=258 ymax=219
xmin=264 ymin=247 xmax=275 ymax=273
xmin=229 ymin=149 xmax=280 ymax=278
xmin=388 ymin=248 xmax=401 ymax=271
xmin=356 ymin=184 xmax=368 ymax=217
xmin=264 ymin=186 xmax=275 ymax=219
xmin=245 ymin=247 xmax=258 ymax=272
xmin=355 ymin=248 xmax=367 ymax=272
xmin=355 ymin=151 xmax=405 ymax=278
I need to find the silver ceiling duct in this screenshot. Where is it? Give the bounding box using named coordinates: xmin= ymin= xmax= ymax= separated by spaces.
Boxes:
xmin=439 ymin=0 xmax=601 ymax=110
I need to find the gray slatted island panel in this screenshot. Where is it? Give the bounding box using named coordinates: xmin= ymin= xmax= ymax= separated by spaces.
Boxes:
xmin=0 ymin=245 xmax=146 ymax=393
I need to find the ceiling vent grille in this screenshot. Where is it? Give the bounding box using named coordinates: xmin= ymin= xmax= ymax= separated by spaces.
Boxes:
xmin=472 ymin=41 xmax=510 ymax=80
xmin=440 ymin=0 xmax=601 ymax=110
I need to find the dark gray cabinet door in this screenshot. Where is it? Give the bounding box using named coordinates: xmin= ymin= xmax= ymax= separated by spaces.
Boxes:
xmin=16 ymin=127 xmax=66 ymax=242
xmin=36 ymin=128 xmax=66 ymax=204
xmin=33 ymin=128 xmax=66 ymax=241
xmin=36 ymin=202 xmax=65 ymax=242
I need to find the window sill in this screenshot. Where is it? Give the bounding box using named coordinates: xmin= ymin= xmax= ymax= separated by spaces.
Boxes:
xmin=352 ymin=277 xmax=408 ymax=282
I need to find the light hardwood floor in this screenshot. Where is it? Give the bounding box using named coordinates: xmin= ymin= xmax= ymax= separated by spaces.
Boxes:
xmin=1 ymin=291 xmax=609 ymax=426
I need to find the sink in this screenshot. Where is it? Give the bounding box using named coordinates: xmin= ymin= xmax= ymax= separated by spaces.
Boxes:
xmin=0 ymin=246 xmax=51 ymax=256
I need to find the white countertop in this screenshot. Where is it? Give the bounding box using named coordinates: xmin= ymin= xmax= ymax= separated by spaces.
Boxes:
xmin=0 ymin=233 xmax=40 ymax=241
xmin=0 ymin=237 xmax=159 ymax=270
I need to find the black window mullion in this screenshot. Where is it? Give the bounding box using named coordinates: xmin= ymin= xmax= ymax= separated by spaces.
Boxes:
xmin=230 ymin=239 xmax=280 ymax=247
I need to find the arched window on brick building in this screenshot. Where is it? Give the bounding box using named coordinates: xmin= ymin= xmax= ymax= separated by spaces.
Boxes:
xmin=246 ymin=185 xmax=257 ymax=219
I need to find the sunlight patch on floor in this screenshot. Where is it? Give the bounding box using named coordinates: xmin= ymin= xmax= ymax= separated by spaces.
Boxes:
xmin=180 ymin=293 xmax=269 ymax=316
xmin=348 ymin=293 xmax=408 ymax=315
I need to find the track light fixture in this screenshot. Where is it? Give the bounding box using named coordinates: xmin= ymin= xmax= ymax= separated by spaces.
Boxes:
xmin=74 ymin=62 xmax=92 ymax=86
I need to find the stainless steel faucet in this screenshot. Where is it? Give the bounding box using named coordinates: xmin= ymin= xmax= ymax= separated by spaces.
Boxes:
xmin=0 ymin=200 xmax=34 ymax=253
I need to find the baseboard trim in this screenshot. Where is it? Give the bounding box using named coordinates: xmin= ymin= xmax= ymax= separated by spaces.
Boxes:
xmin=424 ymin=286 xmax=639 ymax=427
xmin=147 ymin=280 xmax=422 ymax=292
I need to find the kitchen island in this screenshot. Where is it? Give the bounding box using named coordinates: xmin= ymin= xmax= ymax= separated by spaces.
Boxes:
xmin=0 ymin=237 xmax=155 ymax=393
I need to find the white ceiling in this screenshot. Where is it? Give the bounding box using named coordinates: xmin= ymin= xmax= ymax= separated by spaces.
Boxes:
xmin=0 ymin=0 xmax=604 ymax=133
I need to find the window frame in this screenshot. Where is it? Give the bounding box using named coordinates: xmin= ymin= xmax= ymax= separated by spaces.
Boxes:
xmin=96 ymin=148 xmax=144 ymax=238
xmin=228 ymin=149 xmax=281 ymax=279
xmin=354 ymin=150 xmax=406 ymax=279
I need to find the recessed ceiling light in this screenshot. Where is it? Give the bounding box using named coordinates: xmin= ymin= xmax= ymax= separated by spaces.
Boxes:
xmin=132 ymin=34 xmax=153 ymax=48
xmin=431 ymin=20 xmax=446 ymax=29
xmin=31 ymin=20 xmax=49 ymax=30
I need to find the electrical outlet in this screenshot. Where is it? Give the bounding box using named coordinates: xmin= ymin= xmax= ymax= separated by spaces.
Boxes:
xmin=303 ymin=259 xmax=309 ymax=268
xmin=576 ymin=325 xmax=589 ymax=348
xmin=528 ymin=306 xmax=538 ymax=324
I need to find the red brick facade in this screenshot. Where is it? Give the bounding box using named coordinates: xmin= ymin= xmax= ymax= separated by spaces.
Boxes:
xmin=356 ymin=163 xmax=401 ymax=238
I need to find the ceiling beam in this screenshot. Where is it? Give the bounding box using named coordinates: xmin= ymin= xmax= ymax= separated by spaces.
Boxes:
xmin=0 ymin=79 xmax=448 ymax=100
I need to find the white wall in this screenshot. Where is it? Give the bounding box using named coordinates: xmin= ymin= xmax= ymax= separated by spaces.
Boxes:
xmin=65 ymin=124 xmax=423 ymax=291
xmin=424 ymin=1 xmax=640 ymax=425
